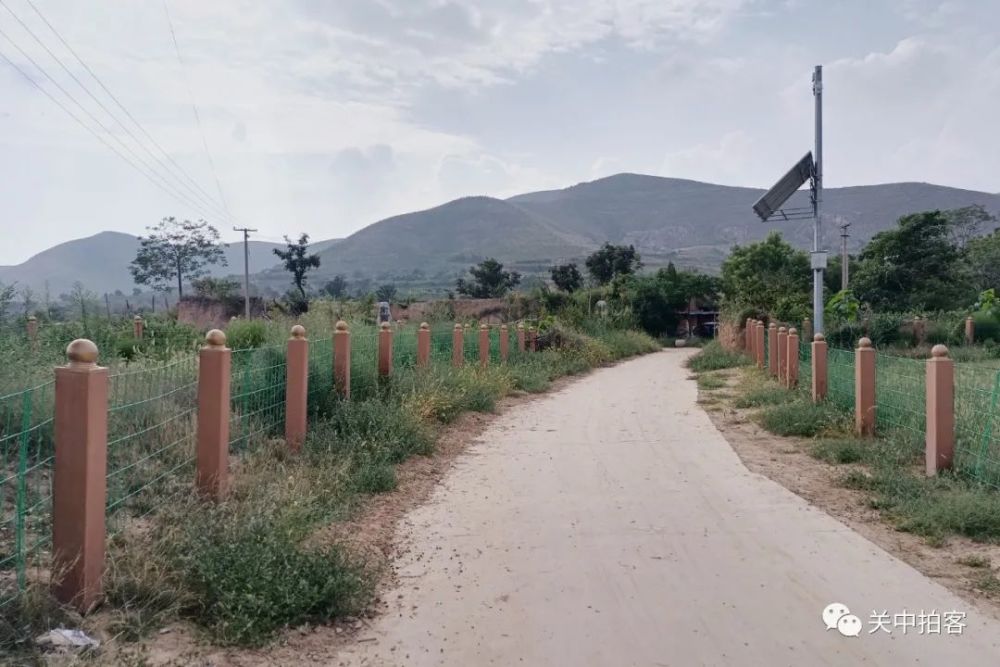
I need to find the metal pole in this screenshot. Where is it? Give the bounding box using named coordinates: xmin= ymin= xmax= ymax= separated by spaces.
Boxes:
xmin=812 ymin=65 xmax=825 ymax=335
xmin=233 ymin=227 xmax=257 ymax=319
xmin=840 ymin=222 xmax=850 ymax=290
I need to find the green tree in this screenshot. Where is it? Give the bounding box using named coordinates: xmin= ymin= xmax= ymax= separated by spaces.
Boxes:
xmin=720 ymin=232 xmax=811 ymax=321
xmin=852 ymin=211 xmax=975 ymax=311
xmin=191 ymin=276 xmax=240 ymax=301
xmin=585 ymin=243 xmax=642 ymax=285
xmin=322 ymin=275 xmax=349 ymax=299
xmin=456 ymin=258 xmax=521 ymax=298
xmin=273 ymin=233 xmax=321 ymax=300
xmin=375 ymin=284 xmax=398 ymax=302
xmin=550 ymin=263 xmax=582 ymax=293
xmin=629 ymin=263 xmax=718 ymax=336
xmin=0 ymin=281 xmax=15 ymax=321
xmin=130 ymin=217 xmax=227 ymax=299
xmin=945 ymin=204 xmax=997 ymax=249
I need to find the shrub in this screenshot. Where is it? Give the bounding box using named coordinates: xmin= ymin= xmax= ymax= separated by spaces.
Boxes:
xmin=757 ymin=399 xmax=845 ymax=437
xmin=687 ymin=340 xmax=749 ymax=372
xmin=973 ymin=311 xmax=1000 ymax=343
xmin=226 ymin=319 xmax=269 ymax=350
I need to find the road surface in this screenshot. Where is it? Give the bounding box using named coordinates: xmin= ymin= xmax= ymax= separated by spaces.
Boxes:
xmin=338 ymin=350 xmax=1000 ymax=666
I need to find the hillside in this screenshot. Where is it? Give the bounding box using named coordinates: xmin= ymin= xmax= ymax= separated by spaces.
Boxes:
xmin=0 ymin=232 xmax=342 ymax=296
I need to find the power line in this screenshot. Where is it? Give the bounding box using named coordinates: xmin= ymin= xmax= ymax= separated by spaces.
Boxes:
xmin=0 ymin=41 xmax=224 ymax=221
xmin=0 ymin=0 xmax=236 ymax=224
xmin=0 ymin=25 xmax=228 ymax=223
xmin=162 ymin=0 xmax=233 ymax=222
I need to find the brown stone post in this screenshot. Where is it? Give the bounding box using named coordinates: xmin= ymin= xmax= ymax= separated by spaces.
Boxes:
xmin=53 ymin=339 xmax=107 ymax=612
xmin=802 ymin=318 xmax=812 ymax=346
xmin=517 ymin=323 xmax=526 ymax=352
xmin=26 ymin=315 xmax=38 ymax=342
xmin=133 ymin=314 xmax=144 ymax=340
xmin=855 ymin=337 xmax=876 ymax=437
xmin=755 ymin=321 xmax=765 ymax=369
xmin=786 ymin=328 xmax=799 ymax=388
xmin=479 ymin=324 xmax=489 ymax=367
xmin=333 ymin=321 xmax=351 ymax=399
xmin=529 ymin=326 xmax=537 ymax=352
xmin=926 ymin=344 xmax=955 ymax=476
xmin=500 ymin=324 xmax=509 ymax=362
xmin=378 ymin=322 xmax=393 ymax=377
xmin=196 ymin=330 xmax=231 ymax=499
xmin=777 ymin=327 xmax=788 ymax=384
xmin=417 ymin=322 xmax=431 ymax=367
xmin=965 ymin=316 xmax=975 ymax=346
xmin=811 ymin=334 xmax=828 ymax=402
xmin=768 ymin=323 xmax=778 ymax=377
xmin=913 ymin=317 xmax=926 ymax=346
xmin=452 ymin=323 xmax=464 ymax=367
xmin=285 ymin=325 xmax=308 ymax=452
xmin=745 ymin=318 xmax=752 ymax=352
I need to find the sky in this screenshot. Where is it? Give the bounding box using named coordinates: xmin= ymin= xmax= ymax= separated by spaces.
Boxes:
xmin=1 ymin=0 xmax=998 ymax=265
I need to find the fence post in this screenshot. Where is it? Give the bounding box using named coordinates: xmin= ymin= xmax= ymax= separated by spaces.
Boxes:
xmin=517 ymin=323 xmax=526 ymax=352
xmin=378 ymin=322 xmax=393 ymax=377
xmin=478 ymin=324 xmax=489 ymax=367
xmin=913 ymin=317 xmax=926 ymax=346
xmin=777 ymin=327 xmax=788 ymax=384
xmin=855 ymin=337 xmax=876 ymax=437
xmin=53 ymin=339 xmax=107 ymax=611
xmin=768 ymin=323 xmax=778 ymax=377
xmin=745 ymin=318 xmax=752 ymax=352
xmin=811 ymin=334 xmax=827 ymax=402
xmin=786 ymin=327 xmax=799 ymax=388
xmin=285 ymin=325 xmax=308 ymax=452
xmin=802 ymin=318 xmax=812 ymax=345
xmin=197 ymin=329 xmax=231 ymax=499
xmin=26 ymin=315 xmax=38 ymax=342
xmin=333 ymin=320 xmax=351 ymax=399
xmin=500 ymin=324 xmax=509 ymax=362
xmin=755 ymin=321 xmax=765 ymax=369
xmin=417 ymin=322 xmax=431 ymax=367
xmin=529 ymin=326 xmax=537 ymax=352
xmin=926 ymin=344 xmax=955 ymax=476
xmin=965 ymin=316 xmax=974 ymax=346
xmin=452 ymin=323 xmax=464 ymax=367
xmin=133 ymin=314 xmax=144 ymax=340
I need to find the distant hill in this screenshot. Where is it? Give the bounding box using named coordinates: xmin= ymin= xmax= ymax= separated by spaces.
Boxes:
xmin=6 ymin=174 xmax=1000 ymax=296
xmin=301 ymin=174 xmax=1000 ymax=287
xmin=0 ymin=231 xmax=342 ymax=296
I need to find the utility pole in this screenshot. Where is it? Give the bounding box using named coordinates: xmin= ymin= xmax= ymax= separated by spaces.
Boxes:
xmin=839 ymin=222 xmax=851 ymax=291
xmin=233 ymin=226 xmax=258 ymax=319
xmin=811 ymin=65 xmax=826 ymax=335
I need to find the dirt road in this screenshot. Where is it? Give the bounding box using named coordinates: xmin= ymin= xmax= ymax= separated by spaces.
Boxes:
xmin=338 ymin=350 xmax=1000 ymax=666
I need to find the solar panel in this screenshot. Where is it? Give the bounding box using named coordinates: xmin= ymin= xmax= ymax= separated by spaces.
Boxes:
xmin=752 ymin=152 xmax=814 ymax=221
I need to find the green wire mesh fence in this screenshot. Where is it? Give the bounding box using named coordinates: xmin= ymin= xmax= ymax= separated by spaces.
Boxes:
xmin=308 ymin=337 xmax=333 ymax=418
xmin=229 ymin=344 xmax=288 ymax=454
xmin=955 ymin=363 xmax=1000 ymax=488
xmin=0 ymin=381 xmax=54 ymax=607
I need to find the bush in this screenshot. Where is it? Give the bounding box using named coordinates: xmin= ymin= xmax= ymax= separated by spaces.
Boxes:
xmin=973 ymin=311 xmax=1000 ymax=343
xmin=226 ymin=319 xmax=269 ymax=350
xmin=687 ymin=340 xmax=749 ymax=372
xmin=757 ymin=399 xmax=845 ymax=437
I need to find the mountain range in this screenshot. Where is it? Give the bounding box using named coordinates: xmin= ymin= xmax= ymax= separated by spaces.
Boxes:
xmin=5 ymin=173 xmax=999 ymax=297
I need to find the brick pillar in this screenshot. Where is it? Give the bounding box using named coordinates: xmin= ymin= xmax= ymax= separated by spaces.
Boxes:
xmin=417 ymin=322 xmax=431 ymax=367
xmin=53 ymin=339 xmax=108 ymax=612
xmin=452 ymin=323 xmax=464 ymax=367
xmin=965 ymin=316 xmax=974 ymax=346
xmin=333 ymin=320 xmax=351 ymax=399
xmin=786 ymin=327 xmax=799 ymax=388
xmin=768 ymin=323 xmax=778 ymax=377
xmin=500 ymin=324 xmax=509 ymax=362
xmin=745 ymin=318 xmax=752 ymax=352
xmin=529 ymin=326 xmax=537 ymax=352
xmin=913 ymin=317 xmax=926 ymax=346
xmin=197 ymin=329 xmax=231 ymax=499
xmin=755 ymin=321 xmax=765 ymax=369
xmin=517 ymin=323 xmax=526 ymax=352
xmin=133 ymin=314 xmax=144 ymax=340
xmin=802 ymin=318 xmax=812 ymax=346
xmin=478 ymin=324 xmax=489 ymax=367
xmin=285 ymin=325 xmax=308 ymax=452
xmin=777 ymin=327 xmax=788 ymax=384
xmin=26 ymin=315 xmax=38 ymax=341
xmin=855 ymin=337 xmax=876 ymax=437
xmin=378 ymin=322 xmax=393 ymax=377
xmin=811 ymin=334 xmax=827 ymax=402
xmin=926 ymin=344 xmax=955 ymax=476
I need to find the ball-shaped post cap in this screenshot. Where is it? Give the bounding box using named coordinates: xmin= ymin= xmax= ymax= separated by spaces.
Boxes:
xmin=501 ymin=323 xmax=508 ymax=330
xmin=769 ymin=322 xmax=777 ymax=328
xmin=27 ymin=315 xmax=36 ymax=322
xmin=335 ymin=320 xmax=348 ymax=332
xmin=932 ymin=344 xmax=950 ymax=358
xmin=419 ymin=322 xmax=429 ymax=330
xmin=134 ymin=314 xmax=142 ymax=321
xmin=205 ymin=329 xmax=227 ymax=348
xmin=778 ymin=326 xmax=787 ymax=333
xmin=789 ymin=327 xmax=797 ymax=335
xmin=814 ymin=333 xmax=825 ymax=342
xmin=858 ymin=337 xmax=873 ymax=349
xmin=66 ymin=338 xmax=98 ymax=365
xmin=290 ymin=324 xmax=306 ymax=339
xmin=380 ymin=321 xmax=391 ymax=331
xmin=454 ymin=323 xmax=462 ymax=330
xmin=517 ymin=322 xmax=525 ymax=330
xmin=480 ymin=323 xmax=488 ymax=330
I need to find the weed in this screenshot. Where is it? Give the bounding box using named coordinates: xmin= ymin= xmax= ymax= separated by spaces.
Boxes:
xmin=687 ymin=341 xmax=750 ymax=372
xmin=973 ymin=572 xmax=1000 ymax=596
xmin=696 ymin=373 xmax=727 ymax=390
xmin=958 ymin=554 xmax=991 ymax=568
xmin=758 ymin=399 xmax=846 ymax=437
xmin=810 ymin=438 xmax=864 ymax=464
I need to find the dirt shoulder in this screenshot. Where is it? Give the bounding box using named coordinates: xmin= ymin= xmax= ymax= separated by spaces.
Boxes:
xmin=700 ymin=367 xmax=1000 ymax=623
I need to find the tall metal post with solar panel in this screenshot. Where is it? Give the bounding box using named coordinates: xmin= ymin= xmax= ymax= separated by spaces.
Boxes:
xmin=752 ymin=65 xmax=827 ymax=334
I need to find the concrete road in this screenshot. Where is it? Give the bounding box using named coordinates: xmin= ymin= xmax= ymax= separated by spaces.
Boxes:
xmin=338 ymin=350 xmax=1000 ymax=666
